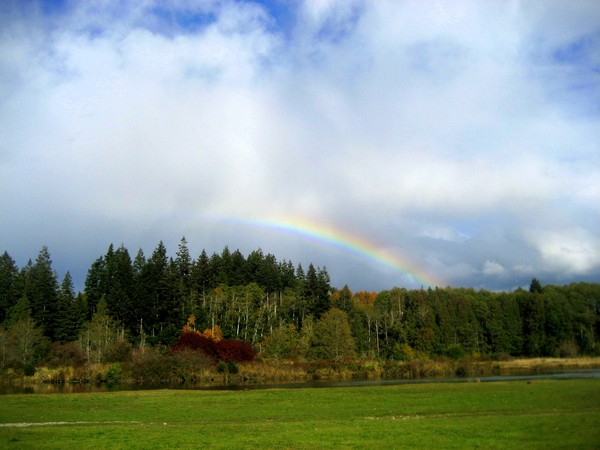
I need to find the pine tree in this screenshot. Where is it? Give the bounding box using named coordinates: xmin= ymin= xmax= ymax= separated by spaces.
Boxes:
xmin=0 ymin=251 xmax=19 ymax=323
xmin=191 ymin=249 xmax=213 ymax=295
xmin=104 ymin=245 xmax=134 ymax=329
xmin=29 ymin=246 xmax=59 ymax=339
xmin=141 ymin=241 xmax=179 ymax=344
xmin=529 ymin=278 xmax=543 ymax=294
xmin=304 ymin=264 xmax=331 ymax=318
xmin=53 ymin=272 xmax=81 ymax=343
xmin=84 ymin=256 xmax=105 ymax=319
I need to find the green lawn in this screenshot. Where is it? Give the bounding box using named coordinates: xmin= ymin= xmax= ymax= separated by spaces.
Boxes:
xmin=1 ymin=379 xmax=599 ymax=449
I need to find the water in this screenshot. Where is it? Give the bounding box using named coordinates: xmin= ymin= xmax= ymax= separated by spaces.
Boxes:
xmin=2 ymin=368 xmax=600 ymax=395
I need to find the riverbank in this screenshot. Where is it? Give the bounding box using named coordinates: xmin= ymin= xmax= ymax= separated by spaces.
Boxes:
xmin=2 ymin=356 xmax=600 ymax=391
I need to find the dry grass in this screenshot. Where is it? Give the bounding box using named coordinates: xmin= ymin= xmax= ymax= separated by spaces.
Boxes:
xmin=3 ymin=356 xmax=600 ymax=390
xmin=494 ymin=356 xmax=600 ymax=372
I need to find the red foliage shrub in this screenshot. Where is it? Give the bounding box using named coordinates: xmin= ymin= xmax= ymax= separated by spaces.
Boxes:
xmin=172 ymin=331 xmax=218 ymax=359
xmin=215 ymin=339 xmax=255 ymax=362
xmin=173 ymin=331 xmax=254 ymax=363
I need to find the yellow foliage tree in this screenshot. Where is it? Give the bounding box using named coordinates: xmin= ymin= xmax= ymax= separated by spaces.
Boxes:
xmin=201 ymin=325 xmax=223 ymax=342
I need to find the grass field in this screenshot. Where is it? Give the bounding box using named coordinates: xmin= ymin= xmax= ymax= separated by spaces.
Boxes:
xmin=1 ymin=379 xmax=599 ymax=449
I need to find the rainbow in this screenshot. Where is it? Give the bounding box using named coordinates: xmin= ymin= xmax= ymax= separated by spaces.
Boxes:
xmin=218 ymin=215 xmax=443 ymax=288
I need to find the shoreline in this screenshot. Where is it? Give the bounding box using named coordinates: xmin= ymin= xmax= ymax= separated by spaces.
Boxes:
xmin=2 ymin=356 xmax=600 ymax=392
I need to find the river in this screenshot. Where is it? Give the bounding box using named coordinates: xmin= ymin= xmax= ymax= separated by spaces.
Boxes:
xmin=2 ymin=368 xmax=600 ymax=395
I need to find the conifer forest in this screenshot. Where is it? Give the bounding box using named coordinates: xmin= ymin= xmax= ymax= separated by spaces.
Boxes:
xmin=1 ymin=239 xmax=599 ymax=374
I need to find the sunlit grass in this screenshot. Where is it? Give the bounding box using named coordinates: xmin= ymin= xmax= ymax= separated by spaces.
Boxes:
xmin=1 ymin=379 xmax=599 ymax=448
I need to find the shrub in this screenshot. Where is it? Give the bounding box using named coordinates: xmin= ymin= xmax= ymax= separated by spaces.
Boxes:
xmin=215 ymin=339 xmax=255 ymax=362
xmin=127 ymin=348 xmax=174 ymax=383
xmin=170 ymin=348 xmax=213 ymax=382
xmin=227 ymin=360 xmax=239 ymax=374
xmin=45 ymin=342 xmax=86 ymax=368
xmin=173 ymin=331 xmax=218 ymax=359
xmin=104 ymin=340 xmax=132 ymax=363
xmin=391 ymin=343 xmax=415 ymax=361
xmin=557 ymin=341 xmax=579 ymax=358
xmin=23 ymin=363 xmax=36 ymax=377
xmin=106 ymin=363 xmax=122 ymax=385
xmin=445 ymin=344 xmax=466 ymax=360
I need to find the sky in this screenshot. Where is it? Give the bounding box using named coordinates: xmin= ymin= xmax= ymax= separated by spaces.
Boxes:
xmin=1 ymin=0 xmax=599 ymax=293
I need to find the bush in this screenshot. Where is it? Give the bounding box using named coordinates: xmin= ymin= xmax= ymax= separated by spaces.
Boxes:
xmin=445 ymin=344 xmax=466 ymax=360
xmin=23 ymin=363 xmax=36 ymax=377
xmin=127 ymin=348 xmax=174 ymax=383
xmin=106 ymin=363 xmax=122 ymax=385
xmin=557 ymin=342 xmax=579 ymax=358
xmin=104 ymin=340 xmax=132 ymax=363
xmin=215 ymin=339 xmax=255 ymax=362
xmin=227 ymin=360 xmax=239 ymax=374
xmin=391 ymin=343 xmax=415 ymax=361
xmin=44 ymin=342 xmax=86 ymax=368
xmin=173 ymin=332 xmax=218 ymax=359
xmin=170 ymin=348 xmax=213 ymax=382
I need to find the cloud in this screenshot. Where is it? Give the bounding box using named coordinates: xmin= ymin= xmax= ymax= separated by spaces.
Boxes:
xmin=482 ymin=261 xmax=506 ymax=277
xmin=1 ymin=0 xmax=599 ymax=291
xmin=527 ymin=228 xmax=600 ymax=275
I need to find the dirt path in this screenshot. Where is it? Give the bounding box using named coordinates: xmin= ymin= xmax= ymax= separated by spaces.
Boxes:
xmin=0 ymin=420 xmax=142 ymax=428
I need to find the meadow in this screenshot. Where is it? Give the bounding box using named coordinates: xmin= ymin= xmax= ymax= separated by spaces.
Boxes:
xmin=1 ymin=379 xmax=599 ymax=449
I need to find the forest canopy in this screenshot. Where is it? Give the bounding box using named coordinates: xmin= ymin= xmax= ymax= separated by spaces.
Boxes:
xmin=1 ymin=240 xmax=599 ymax=373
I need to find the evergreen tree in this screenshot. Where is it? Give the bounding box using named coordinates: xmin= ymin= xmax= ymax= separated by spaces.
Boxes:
xmin=175 ymin=237 xmax=192 ymax=287
xmin=229 ymin=249 xmax=247 ymax=286
xmin=130 ymin=248 xmax=147 ymax=340
xmin=84 ymin=256 xmax=105 ymax=319
xmin=13 ymin=259 xmax=33 ymax=309
xmin=104 ymin=244 xmax=135 ymax=330
xmin=263 ymin=253 xmax=282 ymax=293
xmin=529 ymin=278 xmax=543 ymax=294
xmin=174 ymin=237 xmax=196 ymax=325
xmin=304 ymin=264 xmax=331 ymax=318
xmin=0 ymin=251 xmax=19 ymax=323
xmin=6 ymin=296 xmax=32 ymax=326
xmin=140 ymin=241 xmax=179 ymax=344
xmin=191 ymin=249 xmax=213 ymax=295
xmin=29 ymin=246 xmax=59 ymax=339
xmin=132 ymin=248 xmax=146 ymax=276
xmin=215 ymin=247 xmax=232 ymax=286
xmin=54 ymin=272 xmax=81 ymax=343
xmin=278 ymin=259 xmax=297 ymax=290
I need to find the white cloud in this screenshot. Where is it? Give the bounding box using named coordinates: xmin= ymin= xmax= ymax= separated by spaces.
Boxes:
xmin=419 ymin=225 xmax=469 ymax=243
xmin=483 ymin=260 xmax=506 ymax=277
xmin=528 ymin=228 xmax=600 ymax=275
xmin=1 ymin=0 xmax=599 ymax=290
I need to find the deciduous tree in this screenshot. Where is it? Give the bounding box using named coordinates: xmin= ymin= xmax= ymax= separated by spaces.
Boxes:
xmin=310 ymin=308 xmax=355 ymax=359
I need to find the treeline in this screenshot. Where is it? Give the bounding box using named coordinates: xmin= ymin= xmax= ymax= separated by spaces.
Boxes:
xmin=1 ymin=240 xmax=599 ymax=372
